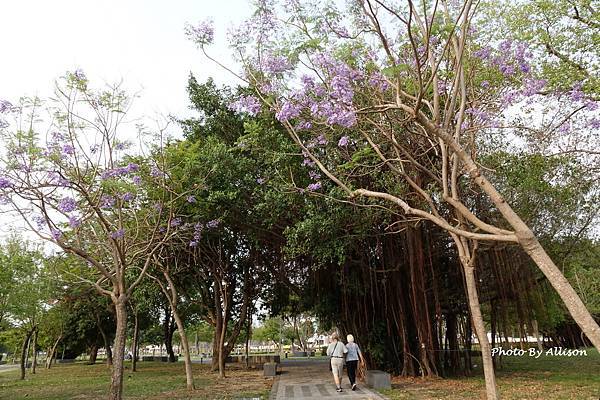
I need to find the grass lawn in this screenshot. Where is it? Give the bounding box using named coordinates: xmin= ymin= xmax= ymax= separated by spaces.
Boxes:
xmin=381 ymin=348 xmax=600 ymax=400
xmin=0 ymin=362 xmax=272 ymax=400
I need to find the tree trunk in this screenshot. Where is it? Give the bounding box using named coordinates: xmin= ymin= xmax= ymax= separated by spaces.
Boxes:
xmin=109 ymin=298 xmax=128 ymax=400
xmin=132 ymin=311 xmax=139 ymax=372
xmin=30 ymin=328 xmax=38 ymax=374
xmin=172 ymin=308 xmax=195 ymax=390
xmin=163 ymin=311 xmax=176 ymax=362
xmin=464 ymin=264 xmax=498 ymax=400
xmin=20 ymin=329 xmax=34 ymax=380
xmin=97 ymin=315 xmax=113 ymax=366
xmin=89 ymin=344 xmax=99 ymax=364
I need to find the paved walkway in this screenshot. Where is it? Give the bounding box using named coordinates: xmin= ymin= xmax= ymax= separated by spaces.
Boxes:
xmin=271 ymin=359 xmax=388 ymax=400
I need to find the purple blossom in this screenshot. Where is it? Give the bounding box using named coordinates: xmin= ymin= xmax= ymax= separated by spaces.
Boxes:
xmin=100 ymin=195 xmax=116 ymax=209
xmin=68 ymin=216 xmax=82 ymax=229
xmin=585 ymin=101 xmax=598 ymax=111
xmin=73 ymin=69 xmax=86 ymax=81
xmin=121 ymin=192 xmax=134 ymax=202
xmin=308 ymin=170 xmax=321 ymax=180
xmin=521 ymin=79 xmax=547 ymax=97
xmin=206 ymin=219 xmax=220 ymax=229
xmin=276 ymin=101 xmax=302 ymax=122
xmin=132 ymin=175 xmax=141 ymax=185
xmin=189 ymin=240 xmax=199 ymax=247
xmin=570 ymin=83 xmax=584 ymax=102
xmin=185 ymin=19 xmax=214 ymax=45
xmin=229 ymin=95 xmax=262 ymax=116
xmin=295 ymin=121 xmax=312 ymax=130
xmin=588 ymin=118 xmax=600 ymax=129
xmin=307 ymin=182 xmax=322 ymax=191
xmin=369 ymin=72 xmax=390 ymax=92
xmin=316 ymin=134 xmax=328 ymax=145
xmin=51 ymin=228 xmax=62 ymax=240
xmin=62 ymin=144 xmax=75 ymax=156
xmin=473 ymin=46 xmax=492 ymax=60
xmin=101 ymin=163 xmax=139 ymax=180
xmin=110 ymin=229 xmax=125 ymax=239
xmin=32 ymin=215 xmax=45 ymax=229
xmin=338 ymin=136 xmax=349 ymax=147
xmin=187 ymin=195 xmax=197 ymax=203
xmin=0 ymin=100 xmax=14 ymax=114
xmin=170 ymin=218 xmax=182 ymax=227
xmin=256 ymin=178 xmax=265 ymax=185
xmin=302 ymin=157 xmax=316 ymax=167
xmin=0 ymin=177 xmax=12 ymax=189
xmin=261 ymin=54 xmax=292 ymax=74
xmin=58 ymin=197 xmax=77 ymax=213
xmin=150 ymin=166 xmax=163 ymax=178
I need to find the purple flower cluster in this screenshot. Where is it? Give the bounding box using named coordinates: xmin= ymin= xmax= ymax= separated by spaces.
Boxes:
xmin=338 ymin=135 xmax=349 ymax=147
xmin=206 ymin=219 xmax=220 ymax=229
xmin=483 ymin=40 xmax=532 ymax=78
xmin=189 ymin=222 xmax=203 ymax=247
xmin=187 ymin=195 xmax=197 ymax=203
xmin=307 ymin=182 xmax=322 ymax=191
xmin=0 ymin=177 xmax=12 ymax=189
xmin=150 ymin=166 xmax=163 ymax=178
xmin=170 ymin=217 xmax=182 ymax=227
xmin=368 ymin=72 xmax=390 ymax=92
xmin=121 ymin=192 xmax=134 ymax=202
xmin=61 ymin=144 xmax=75 ymax=156
xmin=73 ymin=69 xmax=86 ymax=81
xmin=51 ymin=228 xmax=62 ymax=241
xmin=0 ymin=100 xmax=14 ymax=114
xmin=229 ymin=95 xmax=262 ymax=116
xmin=101 ymin=163 xmax=139 ymax=180
xmin=261 ymin=54 xmax=292 ymax=74
xmin=68 ymin=216 xmax=82 ymax=229
xmin=185 ymin=20 xmax=214 ymax=45
xmin=308 ymin=170 xmax=321 ymax=180
xmin=276 ymin=101 xmax=302 ymax=122
xmin=100 ymin=195 xmax=116 ymax=209
xmin=58 ymin=197 xmax=77 ymax=213
xmin=110 ymin=229 xmax=125 ymax=239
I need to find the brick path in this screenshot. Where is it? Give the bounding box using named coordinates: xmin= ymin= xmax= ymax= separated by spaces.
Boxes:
xmin=270 ymin=359 xmax=388 ymax=400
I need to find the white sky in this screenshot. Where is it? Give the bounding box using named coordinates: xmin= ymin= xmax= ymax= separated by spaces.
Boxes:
xmin=0 ymin=0 xmax=253 ymax=237
xmin=0 ymin=0 xmax=252 ymax=121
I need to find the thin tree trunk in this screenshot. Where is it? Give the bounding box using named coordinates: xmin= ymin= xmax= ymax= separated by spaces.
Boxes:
xmin=172 ymin=309 xmax=195 ymax=390
xmin=96 ymin=313 xmax=113 ymax=366
xmin=89 ymin=344 xmax=99 ymax=365
xmin=31 ymin=329 xmax=38 ymax=374
xmin=20 ymin=328 xmax=34 ymax=380
xmin=464 ymin=264 xmax=498 ymax=400
xmin=109 ymin=298 xmax=128 ymax=400
xmin=132 ymin=311 xmax=139 ymax=372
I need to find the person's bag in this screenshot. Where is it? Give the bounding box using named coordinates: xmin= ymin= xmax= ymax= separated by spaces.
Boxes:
xmin=328 ymin=341 xmax=339 ymax=372
xmin=357 ymin=357 xmax=367 ymax=381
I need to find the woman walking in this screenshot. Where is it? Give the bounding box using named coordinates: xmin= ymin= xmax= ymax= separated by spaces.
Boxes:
xmin=326 ymin=332 xmax=347 ymax=392
xmin=345 ymin=334 xmax=363 ymax=391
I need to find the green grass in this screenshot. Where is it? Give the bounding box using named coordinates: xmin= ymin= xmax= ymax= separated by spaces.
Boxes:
xmin=381 ymin=348 xmax=600 ymax=400
xmin=0 ymin=362 xmax=272 ymax=400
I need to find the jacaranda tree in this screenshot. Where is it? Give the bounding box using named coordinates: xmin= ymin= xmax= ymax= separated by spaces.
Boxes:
xmin=0 ymin=72 xmax=188 ymax=400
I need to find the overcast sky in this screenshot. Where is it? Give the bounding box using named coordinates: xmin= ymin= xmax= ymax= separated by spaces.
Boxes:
xmin=1 ymin=0 xmax=252 ymax=120
xmin=0 ymin=0 xmax=254 ymax=237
